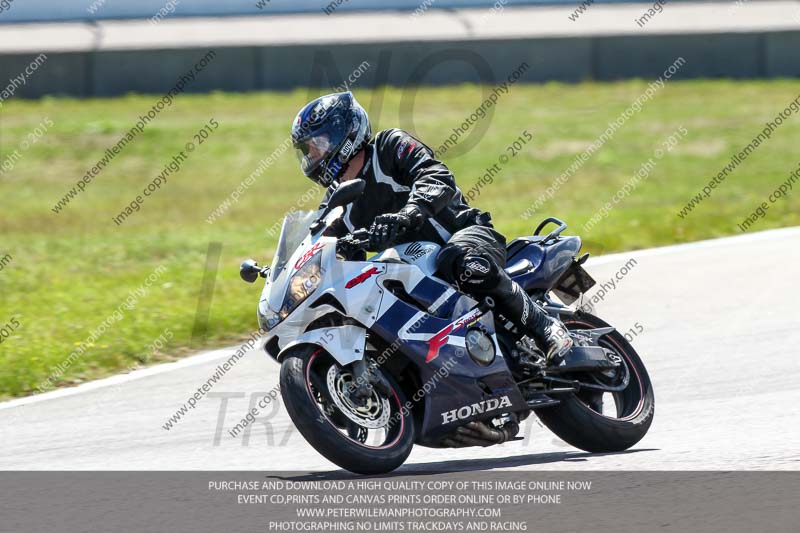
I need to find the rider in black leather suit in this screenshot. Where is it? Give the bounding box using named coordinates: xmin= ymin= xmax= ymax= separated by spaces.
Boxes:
xmin=291 ymin=92 xmax=573 ymax=361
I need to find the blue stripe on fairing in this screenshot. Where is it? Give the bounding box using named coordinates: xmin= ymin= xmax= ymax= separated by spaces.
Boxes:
xmin=373 ymin=300 xmax=437 ymax=339
xmin=407 ymin=277 xmax=459 ymax=318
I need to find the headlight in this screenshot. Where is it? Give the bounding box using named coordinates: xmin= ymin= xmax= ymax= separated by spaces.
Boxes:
xmin=258 ymin=308 xmax=281 ymax=332
xmin=279 ymin=254 xmax=323 ymax=319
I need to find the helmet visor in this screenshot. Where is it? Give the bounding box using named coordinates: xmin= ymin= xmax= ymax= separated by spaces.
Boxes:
xmin=295 ymin=133 xmax=334 ymax=177
xmin=293 ymin=114 xmax=350 ymax=180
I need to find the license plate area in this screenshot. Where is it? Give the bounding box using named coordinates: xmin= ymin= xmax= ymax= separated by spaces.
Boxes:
xmin=553 ymin=262 xmax=596 ymax=305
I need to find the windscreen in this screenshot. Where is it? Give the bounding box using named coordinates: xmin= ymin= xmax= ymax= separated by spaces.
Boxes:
xmin=270 ymin=210 xmax=317 ymax=282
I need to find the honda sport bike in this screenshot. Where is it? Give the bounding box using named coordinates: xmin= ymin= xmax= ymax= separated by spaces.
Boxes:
xmin=241 ymin=180 xmax=654 ymax=474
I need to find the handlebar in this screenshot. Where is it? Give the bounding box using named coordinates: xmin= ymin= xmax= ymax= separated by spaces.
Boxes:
xmin=337 ymin=228 xmax=371 ymax=254
xmin=337 ymin=224 xmax=409 ymax=253
xmin=347 ymin=228 xmax=371 ymax=244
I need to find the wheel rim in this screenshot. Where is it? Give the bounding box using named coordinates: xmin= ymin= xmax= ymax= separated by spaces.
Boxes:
xmin=305 ymin=350 xmax=405 ymax=450
xmin=563 ymin=320 xmax=646 ymax=422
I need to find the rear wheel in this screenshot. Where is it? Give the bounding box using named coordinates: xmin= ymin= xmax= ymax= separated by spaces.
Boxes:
xmin=280 ymin=345 xmax=415 ymax=475
xmin=535 ymin=312 xmax=655 ymax=452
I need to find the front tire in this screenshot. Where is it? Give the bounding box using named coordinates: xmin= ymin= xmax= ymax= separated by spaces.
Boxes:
xmin=535 ymin=312 xmax=655 ymax=453
xmin=280 ymin=345 xmax=415 ymax=475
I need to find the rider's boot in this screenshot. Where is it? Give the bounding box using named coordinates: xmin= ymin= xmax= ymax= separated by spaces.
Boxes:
xmin=495 ymin=282 xmax=574 ymax=364
xmin=450 ymin=252 xmax=573 ymax=364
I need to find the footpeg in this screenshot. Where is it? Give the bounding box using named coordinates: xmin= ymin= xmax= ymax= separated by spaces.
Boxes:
xmin=515 ymin=336 xmax=545 ymax=363
xmin=546 ymin=345 xmax=618 ymax=373
xmin=511 ymin=336 xmax=545 ymax=376
xmin=525 ymin=396 xmax=561 ymax=409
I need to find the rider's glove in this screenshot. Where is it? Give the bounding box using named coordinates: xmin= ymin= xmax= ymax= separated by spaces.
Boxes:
xmin=367 ymin=205 xmax=427 ymax=252
xmin=399 ymin=204 xmax=427 ymax=229
xmin=369 ymin=213 xmax=410 ymax=251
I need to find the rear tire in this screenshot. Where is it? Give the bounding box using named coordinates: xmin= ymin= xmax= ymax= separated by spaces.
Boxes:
xmin=280 ymin=345 xmax=415 ymax=475
xmin=535 ymin=312 xmax=655 ymax=453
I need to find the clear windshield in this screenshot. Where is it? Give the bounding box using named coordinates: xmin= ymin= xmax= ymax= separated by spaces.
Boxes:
xmin=270 ymin=210 xmax=317 ymax=282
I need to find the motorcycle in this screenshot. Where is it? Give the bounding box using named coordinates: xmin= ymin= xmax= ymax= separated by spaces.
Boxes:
xmin=240 ymin=179 xmax=654 ymax=474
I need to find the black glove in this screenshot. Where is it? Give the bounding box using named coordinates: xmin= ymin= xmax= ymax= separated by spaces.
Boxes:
xmin=368 ymin=213 xmax=411 ymax=251
xmin=368 ymin=205 xmax=428 ymax=251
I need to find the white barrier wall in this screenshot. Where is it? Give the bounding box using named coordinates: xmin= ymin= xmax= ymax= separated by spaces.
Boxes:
xmin=0 ymin=0 xmax=555 ymax=23
xmin=2 ymin=32 xmax=799 ymax=101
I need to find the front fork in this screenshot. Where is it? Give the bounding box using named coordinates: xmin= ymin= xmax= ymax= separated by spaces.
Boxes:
xmin=349 ymin=357 xmax=392 ymax=404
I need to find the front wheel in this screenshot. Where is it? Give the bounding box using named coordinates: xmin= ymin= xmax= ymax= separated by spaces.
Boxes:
xmin=280 ymin=345 xmax=415 ymax=475
xmin=535 ymin=312 xmax=655 ymax=453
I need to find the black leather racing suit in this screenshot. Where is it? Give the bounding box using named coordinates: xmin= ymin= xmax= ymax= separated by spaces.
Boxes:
xmin=322 ymin=128 xmax=553 ymax=339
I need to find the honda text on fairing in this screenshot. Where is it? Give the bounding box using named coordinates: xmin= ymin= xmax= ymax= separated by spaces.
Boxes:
xmin=240 ymin=180 xmax=654 ymax=475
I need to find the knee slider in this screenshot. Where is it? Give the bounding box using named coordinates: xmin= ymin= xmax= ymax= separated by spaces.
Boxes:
xmin=435 ymin=243 xmax=467 ymax=282
xmin=455 ymin=253 xmax=500 ymax=289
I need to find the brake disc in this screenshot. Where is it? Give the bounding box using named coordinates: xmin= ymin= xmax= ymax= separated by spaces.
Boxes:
xmin=326 ymin=366 xmax=391 ymax=429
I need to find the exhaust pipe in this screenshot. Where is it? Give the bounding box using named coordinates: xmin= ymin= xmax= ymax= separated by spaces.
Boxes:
xmin=440 ymin=419 xmax=521 ymax=448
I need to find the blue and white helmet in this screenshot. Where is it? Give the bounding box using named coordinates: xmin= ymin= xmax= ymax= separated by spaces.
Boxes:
xmin=291 ymin=91 xmax=371 ymax=187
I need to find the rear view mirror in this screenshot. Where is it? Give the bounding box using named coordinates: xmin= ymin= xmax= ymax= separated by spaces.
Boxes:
xmin=325 ymin=179 xmax=365 ymax=211
xmin=311 ymin=179 xmax=366 ymax=233
xmin=240 ymin=259 xmax=268 ymax=283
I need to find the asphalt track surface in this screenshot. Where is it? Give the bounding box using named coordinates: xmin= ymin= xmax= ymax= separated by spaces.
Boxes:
xmin=1 ymin=227 xmax=799 ymax=472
